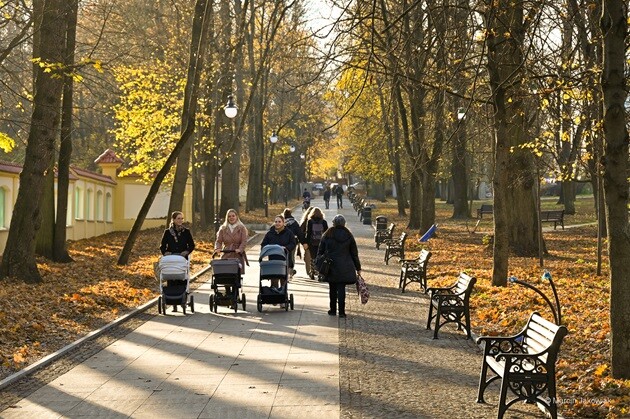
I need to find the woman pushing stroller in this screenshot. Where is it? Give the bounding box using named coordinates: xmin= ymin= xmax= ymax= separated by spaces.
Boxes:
xmin=261 ymin=214 xmax=296 ymax=287
xmin=159 ymin=211 xmax=195 ymax=312
xmin=160 ymin=211 xmax=195 ymax=259
xmin=214 ymin=209 xmax=249 ymax=295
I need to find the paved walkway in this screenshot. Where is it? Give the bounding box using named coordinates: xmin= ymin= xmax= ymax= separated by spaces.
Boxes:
xmin=0 ymin=197 xmax=547 ymax=418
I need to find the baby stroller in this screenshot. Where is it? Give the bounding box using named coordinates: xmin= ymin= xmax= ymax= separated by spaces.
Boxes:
xmin=257 ymin=244 xmax=294 ymax=312
xmin=157 ymin=255 xmax=194 ymax=315
xmin=209 ymin=251 xmax=246 ymax=313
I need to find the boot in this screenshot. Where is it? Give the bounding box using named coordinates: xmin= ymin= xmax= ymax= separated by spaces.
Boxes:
xmin=338 ymin=300 xmax=346 ymax=318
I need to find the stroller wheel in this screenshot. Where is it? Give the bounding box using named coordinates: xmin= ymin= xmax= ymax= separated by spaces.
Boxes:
xmin=158 ymin=296 xmax=163 ymax=314
xmin=189 ymin=295 xmax=195 ymax=313
xmin=209 ymin=295 xmax=214 ymax=313
xmin=290 ymin=294 xmax=294 ymax=310
xmin=182 ymin=301 xmax=187 ymax=315
xmin=241 ymin=293 xmax=246 ymax=311
xmin=257 ymin=295 xmax=263 ymax=313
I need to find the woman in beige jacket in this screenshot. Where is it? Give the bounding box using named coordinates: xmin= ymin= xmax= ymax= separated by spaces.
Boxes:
xmin=214 ymin=209 xmax=249 ymax=294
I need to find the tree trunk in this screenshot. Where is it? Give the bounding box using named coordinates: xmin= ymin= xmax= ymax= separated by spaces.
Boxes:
xmin=167 ymin=0 xmax=212 ymax=220
xmin=451 ymin=118 xmax=469 ymax=219
xmin=118 ymin=0 xmax=211 ymax=265
xmin=53 ymin=0 xmax=77 ymax=263
xmin=0 ymin=0 xmax=67 ymax=283
xmin=36 ymin=159 xmax=56 ymax=259
xmin=601 ymin=0 xmax=630 ymax=379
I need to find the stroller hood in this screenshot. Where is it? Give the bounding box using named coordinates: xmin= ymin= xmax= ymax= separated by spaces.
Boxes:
xmin=259 ymin=244 xmax=287 ymax=261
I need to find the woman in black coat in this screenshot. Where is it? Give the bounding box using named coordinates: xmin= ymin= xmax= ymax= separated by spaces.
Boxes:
xmin=261 ymin=215 xmax=297 ymax=286
xmin=316 ymin=214 xmax=361 ymax=318
xmin=160 ymin=211 xmax=195 ymax=258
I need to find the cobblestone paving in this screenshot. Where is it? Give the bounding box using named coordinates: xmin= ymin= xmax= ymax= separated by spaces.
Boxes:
xmin=338 ymin=211 xmax=546 ymax=418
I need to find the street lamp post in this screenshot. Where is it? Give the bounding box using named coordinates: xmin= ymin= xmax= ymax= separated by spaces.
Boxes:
xmin=214 ymin=95 xmax=238 ymax=233
xmin=284 ymin=144 xmax=296 ymax=207
xmin=264 ymin=131 xmax=278 ymax=218
xmin=508 ymin=270 xmax=562 ymax=325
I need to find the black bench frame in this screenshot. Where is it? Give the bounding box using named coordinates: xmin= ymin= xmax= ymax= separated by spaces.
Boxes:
xmin=476 ymin=312 xmax=568 ymax=419
xmin=383 ymin=232 xmax=407 ymax=265
xmin=477 ymin=204 xmax=494 ymax=219
xmin=426 ymin=272 xmax=476 ymax=339
xmin=470 ymin=204 xmax=493 ymax=233
xmin=540 ymin=209 xmax=565 ymax=230
xmin=398 ymin=249 xmax=431 ymax=293
xmin=375 ymin=223 xmax=395 ymax=249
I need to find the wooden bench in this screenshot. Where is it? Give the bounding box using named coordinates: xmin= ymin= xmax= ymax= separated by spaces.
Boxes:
xmin=540 ymin=209 xmax=565 ymax=230
xmin=383 ymin=232 xmax=407 ymax=265
xmin=374 ymin=222 xmax=395 ymax=249
xmin=477 ymin=204 xmax=494 ymax=219
xmin=398 ymin=249 xmax=431 ymax=293
xmin=476 ymin=312 xmax=568 ymax=419
xmin=426 ymin=272 xmax=476 ymax=339
xmin=470 ymin=204 xmax=493 ymax=233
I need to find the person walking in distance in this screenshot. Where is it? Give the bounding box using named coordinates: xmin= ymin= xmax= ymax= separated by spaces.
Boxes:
xmin=316 ymin=214 xmax=361 ymax=318
xmin=323 ymin=186 xmax=331 ymax=209
xmin=305 ymin=207 xmax=328 ymax=279
xmin=334 ymin=184 xmax=344 ymax=209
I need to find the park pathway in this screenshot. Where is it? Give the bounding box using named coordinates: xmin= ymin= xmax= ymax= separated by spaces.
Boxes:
xmin=0 ymin=196 xmax=548 ymax=418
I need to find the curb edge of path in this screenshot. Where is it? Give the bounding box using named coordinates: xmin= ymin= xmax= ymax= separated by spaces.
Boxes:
xmin=0 ymin=232 xmax=263 ymax=392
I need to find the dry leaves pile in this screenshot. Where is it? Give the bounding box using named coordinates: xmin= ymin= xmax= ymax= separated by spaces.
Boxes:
xmin=0 ymin=227 xmax=214 ymax=381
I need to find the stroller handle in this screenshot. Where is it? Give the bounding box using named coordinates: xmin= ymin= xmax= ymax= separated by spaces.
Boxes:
xmin=212 ymin=249 xmax=236 ymax=259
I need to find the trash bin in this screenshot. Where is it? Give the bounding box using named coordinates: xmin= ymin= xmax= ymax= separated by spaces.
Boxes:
xmin=362 ymin=206 xmax=372 ymax=225
xmin=375 ymin=215 xmax=387 ymax=231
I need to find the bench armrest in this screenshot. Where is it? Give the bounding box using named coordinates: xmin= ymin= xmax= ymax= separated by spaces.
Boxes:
xmin=476 ymin=335 xmax=525 ymax=355
xmin=427 ymin=284 xmax=456 ymax=295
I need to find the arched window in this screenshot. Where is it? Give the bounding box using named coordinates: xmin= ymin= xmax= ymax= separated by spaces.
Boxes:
xmin=96 ymin=190 xmax=103 ymax=221
xmin=74 ymin=187 xmax=84 ymax=219
xmin=0 ymin=188 xmax=5 ymax=228
xmin=86 ymin=189 xmax=93 ymax=221
xmin=105 ymin=192 xmax=112 ymax=222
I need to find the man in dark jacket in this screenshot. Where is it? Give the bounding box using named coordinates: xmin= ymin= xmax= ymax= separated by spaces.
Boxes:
xmin=323 ymin=186 xmax=331 ymax=209
xmin=282 ymin=208 xmax=307 ymax=276
xmin=316 ymin=214 xmax=361 ymax=318
xmin=334 ymin=185 xmax=344 ymax=209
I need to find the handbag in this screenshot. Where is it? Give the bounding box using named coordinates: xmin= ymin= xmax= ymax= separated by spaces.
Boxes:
xmin=316 ymin=254 xmax=333 ymax=276
xmin=355 ymin=273 xmax=369 ymax=304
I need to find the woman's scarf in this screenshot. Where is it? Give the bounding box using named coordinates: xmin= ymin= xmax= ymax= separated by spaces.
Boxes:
xmin=228 ymin=222 xmax=238 ymax=233
xmin=169 ymin=222 xmax=185 ymax=242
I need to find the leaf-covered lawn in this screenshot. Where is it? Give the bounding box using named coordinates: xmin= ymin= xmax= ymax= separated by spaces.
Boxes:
xmin=373 ymin=197 xmax=629 ymax=418
xmin=1 ymin=198 xmax=628 ymax=417
xmin=0 ymin=227 xmax=214 ymax=379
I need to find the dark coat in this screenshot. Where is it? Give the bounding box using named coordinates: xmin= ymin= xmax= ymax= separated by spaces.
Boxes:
xmin=285 ymin=216 xmax=306 ymax=244
xmin=323 ymin=189 xmax=331 ymax=201
xmin=316 ymin=226 xmax=360 ymax=284
xmin=261 ymin=226 xmax=297 ymax=253
xmin=160 ymin=227 xmax=195 ymax=256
